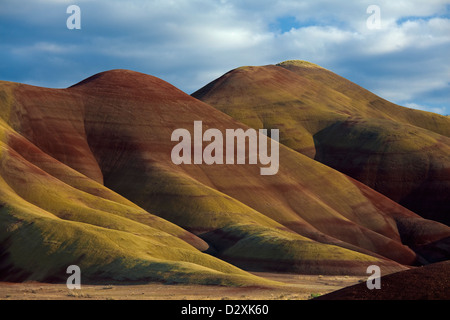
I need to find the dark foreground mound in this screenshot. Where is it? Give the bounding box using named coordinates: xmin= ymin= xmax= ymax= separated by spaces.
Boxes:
xmin=317 ymin=261 xmax=450 ymax=300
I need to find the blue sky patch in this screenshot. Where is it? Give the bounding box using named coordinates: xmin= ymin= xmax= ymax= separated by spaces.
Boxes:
xmin=0 ymin=0 xmax=448 ymax=114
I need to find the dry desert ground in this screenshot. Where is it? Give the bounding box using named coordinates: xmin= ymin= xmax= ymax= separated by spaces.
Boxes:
xmin=0 ymin=272 xmax=365 ymax=300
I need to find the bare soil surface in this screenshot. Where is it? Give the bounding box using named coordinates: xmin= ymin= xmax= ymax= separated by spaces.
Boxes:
xmin=0 ymin=272 xmax=366 ymax=300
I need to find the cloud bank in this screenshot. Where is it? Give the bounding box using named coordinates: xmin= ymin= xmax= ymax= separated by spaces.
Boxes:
xmin=0 ymin=0 xmax=449 ymax=114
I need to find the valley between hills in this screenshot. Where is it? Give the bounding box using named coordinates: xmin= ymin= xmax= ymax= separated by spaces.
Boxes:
xmin=0 ymin=60 xmax=448 ymax=300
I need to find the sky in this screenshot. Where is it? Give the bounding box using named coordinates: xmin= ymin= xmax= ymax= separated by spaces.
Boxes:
xmin=0 ymin=0 xmax=449 ymax=115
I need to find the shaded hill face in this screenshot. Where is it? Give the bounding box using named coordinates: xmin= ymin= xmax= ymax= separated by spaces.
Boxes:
xmin=192 ymin=61 xmax=450 ymax=225
xmin=0 ymin=69 xmax=449 ymax=284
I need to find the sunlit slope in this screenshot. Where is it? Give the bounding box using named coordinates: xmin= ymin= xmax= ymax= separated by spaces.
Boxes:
xmin=277 ymin=60 xmax=450 ymax=138
xmin=0 ymin=80 xmax=398 ymax=279
xmin=68 ymin=70 xmax=448 ymax=269
xmin=192 ymin=61 xmax=450 ymax=225
xmin=1 ymin=70 xmax=448 ymax=281
xmin=65 ymin=70 xmax=408 ymax=274
xmin=0 ymin=119 xmax=275 ymax=285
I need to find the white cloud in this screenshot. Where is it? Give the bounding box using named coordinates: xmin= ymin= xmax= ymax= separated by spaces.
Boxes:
xmin=1 ymin=0 xmax=449 ymax=113
xmin=405 ymin=103 xmax=447 ymax=115
xmin=16 ymin=42 xmax=74 ymax=54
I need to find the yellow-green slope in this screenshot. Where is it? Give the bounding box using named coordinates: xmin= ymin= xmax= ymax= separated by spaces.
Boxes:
xmin=0 ymin=118 xmax=273 ymax=285
xmin=0 ymin=72 xmax=412 ymax=282
xmin=193 ymin=61 xmax=450 ymax=225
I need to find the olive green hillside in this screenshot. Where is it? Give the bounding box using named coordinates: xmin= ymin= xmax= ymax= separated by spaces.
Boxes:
xmin=67 ymin=70 xmax=448 ymax=269
xmin=277 ymin=60 xmax=450 ymax=138
xmin=192 ymin=61 xmax=450 ymax=225
xmin=0 ymin=118 xmax=277 ymax=286
xmin=0 ymin=78 xmax=389 ymax=283
xmin=0 ymin=69 xmax=448 ymax=284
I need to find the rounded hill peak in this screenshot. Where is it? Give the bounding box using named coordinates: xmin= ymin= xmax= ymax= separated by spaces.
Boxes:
xmin=276 ymin=60 xmax=324 ymax=69
xmin=67 ymin=69 xmax=190 ymax=101
xmin=69 ymin=69 xmax=161 ymax=88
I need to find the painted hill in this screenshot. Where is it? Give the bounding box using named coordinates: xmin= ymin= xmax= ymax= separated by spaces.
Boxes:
xmin=193 ymin=60 xmax=450 ymax=225
xmin=0 ymin=69 xmax=449 ymax=285
xmin=0 ymin=79 xmax=271 ymax=285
